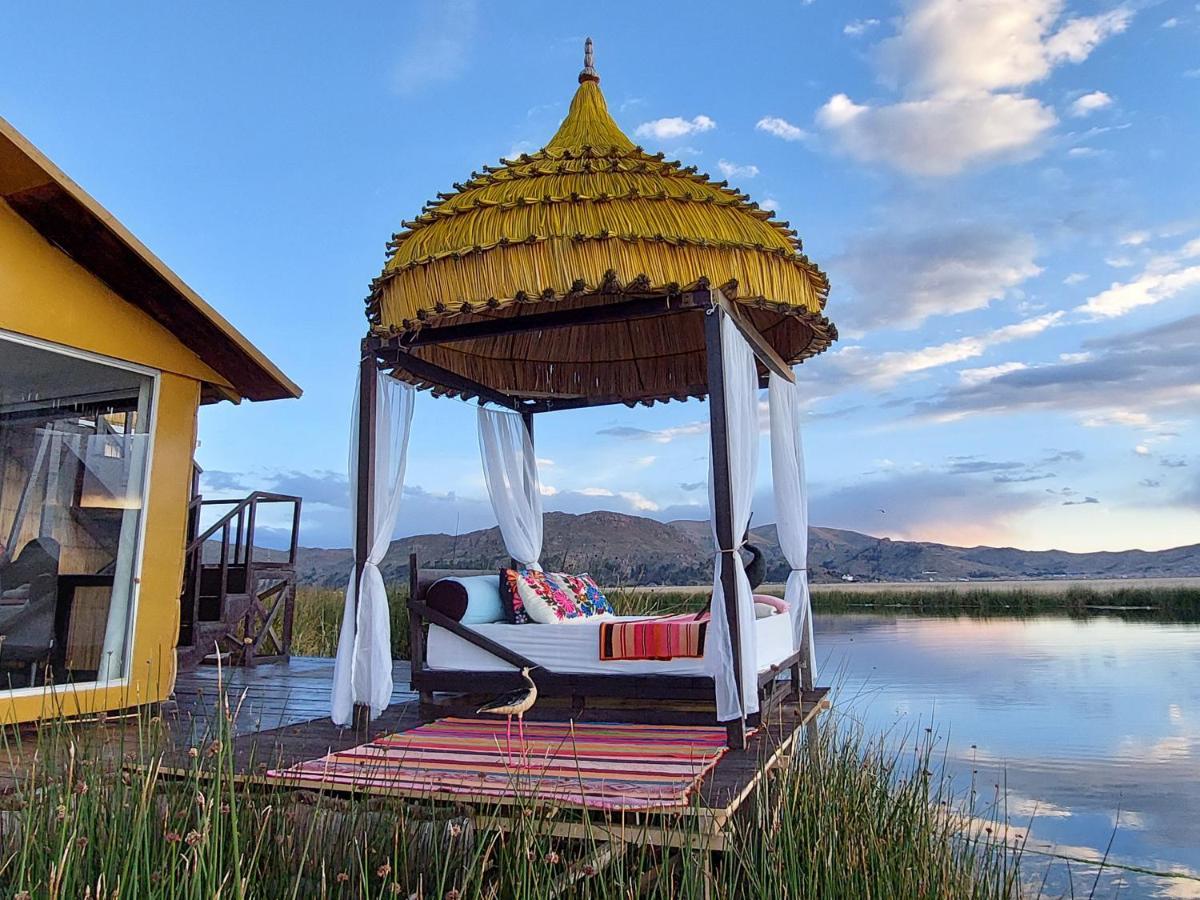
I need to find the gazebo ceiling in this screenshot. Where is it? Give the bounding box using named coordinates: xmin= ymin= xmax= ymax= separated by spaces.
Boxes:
xmin=369 ymin=40 xmax=836 ymax=406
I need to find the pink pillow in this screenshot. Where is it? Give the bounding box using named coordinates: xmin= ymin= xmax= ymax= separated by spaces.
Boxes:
xmin=753 ymin=594 xmax=789 ymax=614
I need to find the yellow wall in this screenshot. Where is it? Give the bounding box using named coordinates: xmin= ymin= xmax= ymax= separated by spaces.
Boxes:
xmin=0 ymin=200 xmax=205 ymax=722
xmin=0 ymin=201 xmax=233 ymax=390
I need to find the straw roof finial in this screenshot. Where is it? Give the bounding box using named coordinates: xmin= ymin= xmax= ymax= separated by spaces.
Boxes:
xmin=579 ymin=37 xmax=599 ymax=84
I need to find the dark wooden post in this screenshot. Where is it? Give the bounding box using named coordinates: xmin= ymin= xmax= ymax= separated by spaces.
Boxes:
xmin=352 ymin=338 xmax=379 ymax=733
xmin=703 ymin=304 xmax=746 ymax=750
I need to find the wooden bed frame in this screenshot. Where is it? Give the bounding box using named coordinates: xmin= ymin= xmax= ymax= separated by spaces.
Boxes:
xmin=405 ymin=553 xmax=812 ymax=744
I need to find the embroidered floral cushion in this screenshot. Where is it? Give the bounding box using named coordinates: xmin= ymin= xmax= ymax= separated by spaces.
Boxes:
xmin=499 ymin=568 xmax=614 ymax=624
xmin=552 ymin=572 xmax=615 ymax=620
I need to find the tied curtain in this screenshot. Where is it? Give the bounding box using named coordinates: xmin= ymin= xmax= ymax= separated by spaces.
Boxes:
xmin=769 ymin=372 xmax=815 ymax=676
xmin=706 ymin=311 xmax=760 ymax=722
xmin=331 ymin=372 xmax=415 ymax=726
xmin=478 ymin=407 xmax=542 ymax=569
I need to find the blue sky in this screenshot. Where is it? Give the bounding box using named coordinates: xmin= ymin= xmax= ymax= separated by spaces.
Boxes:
xmin=4 ymin=0 xmax=1199 ymax=552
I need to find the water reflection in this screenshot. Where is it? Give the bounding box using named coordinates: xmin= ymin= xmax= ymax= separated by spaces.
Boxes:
xmin=820 ymin=613 xmax=1200 ymax=898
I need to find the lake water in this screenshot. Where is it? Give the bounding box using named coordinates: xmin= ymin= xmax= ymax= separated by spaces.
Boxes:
xmin=819 ymin=612 xmax=1200 ymax=899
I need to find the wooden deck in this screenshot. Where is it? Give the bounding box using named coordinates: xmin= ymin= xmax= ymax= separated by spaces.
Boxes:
xmin=165 ymin=657 xmax=830 ymax=849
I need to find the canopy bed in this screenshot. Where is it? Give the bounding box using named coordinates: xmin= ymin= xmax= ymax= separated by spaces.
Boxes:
xmin=332 ymin=41 xmax=837 ymax=749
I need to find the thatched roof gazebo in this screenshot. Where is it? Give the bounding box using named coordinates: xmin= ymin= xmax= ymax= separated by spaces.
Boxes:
xmin=334 ymin=41 xmax=836 ymax=749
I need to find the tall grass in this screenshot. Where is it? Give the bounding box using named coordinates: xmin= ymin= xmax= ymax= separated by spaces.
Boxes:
xmin=809 ymin=585 xmax=1200 ymax=621
xmin=0 ymin=693 xmax=1024 ymax=898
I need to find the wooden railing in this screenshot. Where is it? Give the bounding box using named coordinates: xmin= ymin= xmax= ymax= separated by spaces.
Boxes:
xmin=179 ymin=492 xmax=302 ymax=668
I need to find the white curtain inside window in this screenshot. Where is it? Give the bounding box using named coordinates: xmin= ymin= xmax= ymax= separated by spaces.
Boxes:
xmin=331 ymin=372 xmax=414 ymax=726
xmin=705 ymin=311 xmax=760 ymax=722
xmin=478 ymin=407 xmax=542 ymax=569
xmin=769 ymin=372 xmax=815 ymax=674
xmin=97 ymin=380 xmax=153 ymax=682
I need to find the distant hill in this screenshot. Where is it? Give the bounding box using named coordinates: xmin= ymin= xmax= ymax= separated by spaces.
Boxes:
xmin=291 ymin=510 xmax=1200 ymax=588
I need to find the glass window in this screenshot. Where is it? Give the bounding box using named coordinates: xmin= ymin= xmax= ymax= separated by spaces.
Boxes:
xmin=0 ymin=334 xmax=153 ymax=691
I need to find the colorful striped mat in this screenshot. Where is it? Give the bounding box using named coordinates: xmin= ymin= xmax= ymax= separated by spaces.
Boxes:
xmin=599 ymin=612 xmax=710 ymax=661
xmin=267 ymin=718 xmax=729 ymax=811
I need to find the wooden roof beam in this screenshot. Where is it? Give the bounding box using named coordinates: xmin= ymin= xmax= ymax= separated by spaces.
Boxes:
xmin=713 ymin=291 xmax=795 ymax=384
xmin=379 ymin=345 xmax=528 ymax=412
xmin=399 ymin=291 xmax=712 ymax=348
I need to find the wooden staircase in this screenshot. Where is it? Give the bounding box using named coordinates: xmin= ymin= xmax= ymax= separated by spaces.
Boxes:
xmin=177 ymin=491 xmax=302 ymax=670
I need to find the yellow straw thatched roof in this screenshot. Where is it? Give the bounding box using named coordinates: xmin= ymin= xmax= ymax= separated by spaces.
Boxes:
xmin=369 ymin=41 xmax=836 ymax=406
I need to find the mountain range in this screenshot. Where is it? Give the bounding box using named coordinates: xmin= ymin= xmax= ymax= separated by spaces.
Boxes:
xmin=290 ymin=510 xmax=1200 ymax=587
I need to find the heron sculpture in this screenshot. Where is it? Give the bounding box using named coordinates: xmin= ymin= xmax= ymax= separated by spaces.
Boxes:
xmin=477 ymin=666 xmax=538 ymax=764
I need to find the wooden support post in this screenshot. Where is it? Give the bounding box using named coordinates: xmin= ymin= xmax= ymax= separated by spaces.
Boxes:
xmin=703 ymin=305 xmax=747 ymax=751
xmin=407 ymin=552 xmax=433 ymax=711
xmin=352 ymin=338 xmax=379 ymax=733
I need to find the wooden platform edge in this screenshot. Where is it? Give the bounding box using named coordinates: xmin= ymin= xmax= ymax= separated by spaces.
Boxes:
xmin=145 ymin=687 xmax=833 ymax=848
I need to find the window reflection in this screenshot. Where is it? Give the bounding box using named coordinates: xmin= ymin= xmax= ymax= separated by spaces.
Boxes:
xmin=0 ymin=336 xmax=152 ymax=690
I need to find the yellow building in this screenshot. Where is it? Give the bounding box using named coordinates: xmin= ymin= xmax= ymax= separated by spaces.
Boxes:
xmin=0 ymin=115 xmax=299 ymax=723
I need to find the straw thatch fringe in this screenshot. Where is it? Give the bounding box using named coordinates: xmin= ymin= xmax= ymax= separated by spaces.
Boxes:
xmin=366 ymin=68 xmax=837 ymax=407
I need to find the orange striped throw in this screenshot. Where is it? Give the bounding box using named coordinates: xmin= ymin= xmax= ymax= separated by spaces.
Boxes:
xmin=599 ymin=612 xmax=710 ymax=661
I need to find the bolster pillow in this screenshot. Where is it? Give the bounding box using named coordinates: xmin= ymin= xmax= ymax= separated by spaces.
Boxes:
xmin=426 ymin=575 xmax=504 ymax=625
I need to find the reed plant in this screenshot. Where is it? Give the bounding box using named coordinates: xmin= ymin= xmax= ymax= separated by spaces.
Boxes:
xmin=0 ymin=683 xmax=1025 ymax=899
xmin=808 ymin=585 xmax=1200 ymax=622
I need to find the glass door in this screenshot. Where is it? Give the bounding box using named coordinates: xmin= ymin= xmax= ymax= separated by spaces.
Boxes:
xmin=0 ymin=333 xmax=154 ymax=691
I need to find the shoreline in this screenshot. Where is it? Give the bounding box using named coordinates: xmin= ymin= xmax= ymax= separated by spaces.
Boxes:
xmin=632 ymin=576 xmax=1200 ymax=595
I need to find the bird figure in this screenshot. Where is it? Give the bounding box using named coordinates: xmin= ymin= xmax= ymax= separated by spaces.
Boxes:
xmin=477 ymin=666 xmax=538 ymax=764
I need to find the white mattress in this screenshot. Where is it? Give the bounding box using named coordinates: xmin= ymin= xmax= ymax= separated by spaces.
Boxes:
xmin=426 ymin=610 xmax=794 ymax=677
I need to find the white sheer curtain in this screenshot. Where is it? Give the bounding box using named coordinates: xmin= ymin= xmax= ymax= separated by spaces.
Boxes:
xmin=331 ymin=372 xmax=414 ymax=726
xmin=769 ymin=372 xmax=815 ymax=675
xmin=705 ymin=311 xmax=760 ymax=722
xmin=478 ymin=407 xmax=543 ymax=569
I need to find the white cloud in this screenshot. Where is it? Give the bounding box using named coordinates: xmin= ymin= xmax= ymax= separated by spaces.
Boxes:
xmin=1161 ymin=16 xmax=1180 ymax=28
xmin=1120 ymin=230 xmax=1151 ymax=246
xmin=1079 ymin=236 xmax=1200 ymax=318
xmin=1059 ymin=351 xmax=1092 ymax=363
xmin=619 ymin=491 xmax=660 ymax=512
xmin=1069 ymin=90 xmax=1112 ymax=117
xmin=578 ymin=487 xmax=614 ymax=497
xmin=717 ymin=159 xmax=760 ymax=179
xmin=913 ymin=313 xmax=1200 ymax=428
xmin=539 ymin=484 xmax=559 ymax=496
xmin=820 ymin=0 xmax=1133 ymax=176
xmin=755 ymin=116 xmax=807 ymax=141
xmin=1067 ymin=146 xmax=1101 ymax=158
xmin=1063 ymin=272 xmax=1088 ymax=285
xmin=596 ymin=422 xmax=708 ymax=443
xmin=831 ymin=313 xmax=1063 ymax=387
xmin=503 ymin=140 xmax=535 ymax=161
xmin=818 ymin=92 xmax=1056 ymax=176
xmin=1082 ymin=410 xmax=1153 ymax=428
xmin=835 ymin=225 xmax=1042 ymax=329
xmin=875 ymin=0 xmax=1132 ymax=96
xmin=760 ymin=196 xmax=780 ymax=212
xmin=958 ymin=362 xmax=1029 ymax=386
xmin=634 ymin=115 xmax=716 ymax=140
xmin=844 ymin=18 xmax=881 ymax=36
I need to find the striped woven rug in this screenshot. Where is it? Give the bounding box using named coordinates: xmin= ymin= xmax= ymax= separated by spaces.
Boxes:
xmin=267 ymin=718 xmax=729 ymax=811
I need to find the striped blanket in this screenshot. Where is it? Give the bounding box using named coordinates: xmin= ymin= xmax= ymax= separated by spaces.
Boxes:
xmin=599 ymin=612 xmax=710 ymax=662
xmin=266 ymin=718 xmax=728 ymax=811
